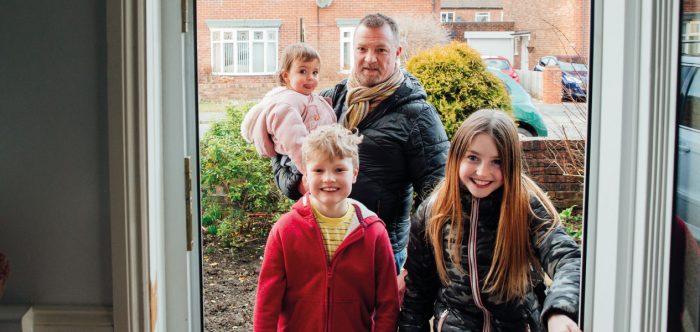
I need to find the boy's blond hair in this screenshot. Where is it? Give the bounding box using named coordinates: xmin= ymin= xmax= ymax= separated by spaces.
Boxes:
xmin=302 ymin=124 xmax=363 ymax=168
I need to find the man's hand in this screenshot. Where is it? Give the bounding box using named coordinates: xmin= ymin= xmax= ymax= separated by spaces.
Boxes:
xmin=297 ymin=175 xmax=307 ymax=195
xmin=323 ymin=96 xmax=333 ymax=107
xmin=547 ymin=313 xmax=581 ymax=332
xmin=397 ymin=269 xmax=407 ymax=305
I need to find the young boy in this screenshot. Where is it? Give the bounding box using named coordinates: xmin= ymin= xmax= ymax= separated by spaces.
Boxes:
xmin=253 ymin=124 xmax=399 ymax=331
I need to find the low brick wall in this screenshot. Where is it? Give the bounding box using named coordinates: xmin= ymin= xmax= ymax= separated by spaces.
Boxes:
xmin=521 ymin=138 xmax=585 ymax=212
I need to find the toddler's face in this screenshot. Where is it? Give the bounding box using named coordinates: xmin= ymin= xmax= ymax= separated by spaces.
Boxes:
xmin=458 ymin=133 xmax=504 ymax=198
xmin=283 ymin=59 xmax=320 ymax=95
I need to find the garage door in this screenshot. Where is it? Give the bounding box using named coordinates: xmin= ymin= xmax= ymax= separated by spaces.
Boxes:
xmin=464 ymin=31 xmax=514 ymax=64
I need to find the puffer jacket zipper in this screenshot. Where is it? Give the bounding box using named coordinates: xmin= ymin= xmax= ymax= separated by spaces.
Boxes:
xmin=467 ymin=197 xmax=492 ymax=331
xmin=437 ymin=309 xmax=450 ymax=332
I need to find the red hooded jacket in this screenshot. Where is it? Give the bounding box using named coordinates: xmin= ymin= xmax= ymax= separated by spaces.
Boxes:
xmin=254 ymin=195 xmax=399 ymax=331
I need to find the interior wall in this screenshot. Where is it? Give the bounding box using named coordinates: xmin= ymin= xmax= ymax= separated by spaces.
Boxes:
xmin=0 ymin=0 xmax=112 ymax=305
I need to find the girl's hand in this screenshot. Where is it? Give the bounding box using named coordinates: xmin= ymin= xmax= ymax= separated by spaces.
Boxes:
xmin=547 ymin=314 xmax=581 ymax=332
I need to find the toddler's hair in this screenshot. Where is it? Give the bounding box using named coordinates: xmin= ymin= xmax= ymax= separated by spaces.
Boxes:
xmin=277 ymin=43 xmax=321 ymax=86
xmin=302 ymin=125 xmax=363 ymax=168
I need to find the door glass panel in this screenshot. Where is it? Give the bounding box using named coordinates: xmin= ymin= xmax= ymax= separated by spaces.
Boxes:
xmin=669 ymin=1 xmax=700 ymax=330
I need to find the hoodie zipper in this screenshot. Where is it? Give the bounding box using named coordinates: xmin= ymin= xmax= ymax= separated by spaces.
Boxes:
xmin=313 ymin=203 xmax=366 ymax=332
xmin=467 ymin=197 xmax=492 ymax=331
xmin=326 ymin=270 xmax=332 ymax=332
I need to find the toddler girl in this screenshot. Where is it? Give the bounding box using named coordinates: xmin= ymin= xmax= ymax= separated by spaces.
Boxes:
xmin=241 ymin=42 xmax=336 ymax=177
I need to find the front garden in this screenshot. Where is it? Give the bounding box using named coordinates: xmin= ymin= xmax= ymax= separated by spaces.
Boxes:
xmin=199 ymin=42 xmax=584 ymax=330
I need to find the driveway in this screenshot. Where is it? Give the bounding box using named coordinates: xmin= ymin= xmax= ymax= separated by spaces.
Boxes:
xmin=535 ymin=102 xmax=588 ymax=140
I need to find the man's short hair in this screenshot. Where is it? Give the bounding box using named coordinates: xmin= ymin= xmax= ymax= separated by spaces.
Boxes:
xmin=358 ymin=13 xmax=400 ymax=46
xmin=302 ymin=125 xmax=363 ymax=168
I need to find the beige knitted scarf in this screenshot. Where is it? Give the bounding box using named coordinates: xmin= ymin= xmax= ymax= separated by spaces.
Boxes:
xmin=343 ymin=65 xmax=405 ymax=129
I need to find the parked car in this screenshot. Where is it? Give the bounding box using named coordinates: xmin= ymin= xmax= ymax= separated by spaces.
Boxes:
xmin=486 ymin=68 xmax=548 ymax=137
xmin=533 ymin=55 xmax=588 ymax=101
xmin=676 ymin=55 xmax=700 ymax=232
xmin=482 ymin=55 xmax=519 ymax=82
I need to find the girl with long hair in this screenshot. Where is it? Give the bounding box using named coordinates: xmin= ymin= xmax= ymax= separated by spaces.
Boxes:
xmin=398 ymin=109 xmax=581 ymax=332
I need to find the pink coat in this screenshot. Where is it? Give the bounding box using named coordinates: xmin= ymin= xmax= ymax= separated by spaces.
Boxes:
xmin=254 ymin=195 xmax=399 ymax=332
xmin=240 ymin=87 xmax=336 ymax=173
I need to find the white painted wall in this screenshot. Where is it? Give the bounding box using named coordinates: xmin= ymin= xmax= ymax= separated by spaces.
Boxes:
xmin=0 ymin=0 xmax=111 ymax=308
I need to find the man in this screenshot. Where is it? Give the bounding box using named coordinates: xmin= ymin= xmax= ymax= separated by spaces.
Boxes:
xmin=273 ymin=13 xmax=449 ymax=274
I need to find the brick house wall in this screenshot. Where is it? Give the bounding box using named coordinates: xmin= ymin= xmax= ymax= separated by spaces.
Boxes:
xmin=684 ymin=0 xmax=700 ymax=12
xmin=197 ymin=0 xmax=440 ymax=101
xmin=522 ymin=138 xmax=585 ymax=212
xmin=441 ymin=8 xmax=504 ymax=22
xmin=443 ymin=21 xmax=514 ymax=41
xmin=501 ymin=0 xmax=589 ymax=69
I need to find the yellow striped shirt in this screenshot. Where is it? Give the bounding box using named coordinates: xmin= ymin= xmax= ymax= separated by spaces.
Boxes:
xmin=311 ymin=203 xmax=353 ymax=263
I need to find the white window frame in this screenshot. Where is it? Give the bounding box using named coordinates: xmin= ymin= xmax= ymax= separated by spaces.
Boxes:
xmin=475 ymin=12 xmax=490 ymax=22
xmin=210 ymin=28 xmax=278 ymax=76
xmin=339 ymin=27 xmax=355 ymax=73
xmin=441 ymin=11 xmax=455 ymax=23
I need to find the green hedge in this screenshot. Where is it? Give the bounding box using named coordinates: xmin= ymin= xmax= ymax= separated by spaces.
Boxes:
xmin=200 ymin=103 xmax=292 ymax=248
xmin=406 ymin=42 xmax=511 ymax=138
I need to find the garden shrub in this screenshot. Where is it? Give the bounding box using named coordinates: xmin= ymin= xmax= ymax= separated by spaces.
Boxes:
xmin=406 ymin=41 xmax=512 ymax=138
xmin=559 ymin=205 xmax=583 ymax=243
xmin=200 ymin=103 xmax=292 ymax=248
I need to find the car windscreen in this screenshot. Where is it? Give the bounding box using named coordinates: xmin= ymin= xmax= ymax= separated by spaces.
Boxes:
xmin=484 ymin=59 xmax=510 ymax=70
xmin=559 ymin=62 xmax=588 ymax=72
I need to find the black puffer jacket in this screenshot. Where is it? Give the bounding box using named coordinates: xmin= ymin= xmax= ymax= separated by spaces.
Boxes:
xmin=399 ymin=189 xmax=581 ymax=331
xmin=272 ymin=70 xmax=449 ymax=254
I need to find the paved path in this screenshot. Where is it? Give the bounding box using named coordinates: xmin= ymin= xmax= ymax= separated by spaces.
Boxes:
xmin=198 ymin=111 xmax=227 ymax=137
xmin=534 ymin=102 xmax=588 ymax=140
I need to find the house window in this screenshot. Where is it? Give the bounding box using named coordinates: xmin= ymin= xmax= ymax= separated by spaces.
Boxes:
xmin=340 ymin=27 xmax=355 ymax=72
xmin=682 ymin=20 xmax=700 ymax=56
xmin=210 ymin=28 xmax=278 ymax=75
xmin=441 ymin=12 xmax=455 ymax=23
xmin=475 ymin=12 xmax=490 ymax=22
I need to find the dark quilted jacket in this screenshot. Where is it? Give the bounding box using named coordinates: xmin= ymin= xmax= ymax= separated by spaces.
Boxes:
xmin=399 ymin=188 xmax=581 ymax=331
xmin=272 ymin=70 xmax=449 ymax=254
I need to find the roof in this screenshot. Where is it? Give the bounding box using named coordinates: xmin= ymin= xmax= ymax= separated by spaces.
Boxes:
xmin=441 ymin=0 xmax=503 ymax=9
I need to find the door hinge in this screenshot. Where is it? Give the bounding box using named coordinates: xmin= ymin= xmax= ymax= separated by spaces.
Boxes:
xmin=184 ymin=156 xmax=193 ymax=251
xmin=181 ymin=0 xmax=189 ymax=33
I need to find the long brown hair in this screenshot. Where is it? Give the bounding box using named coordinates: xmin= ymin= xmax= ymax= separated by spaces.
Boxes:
xmin=426 ymin=109 xmax=559 ymax=302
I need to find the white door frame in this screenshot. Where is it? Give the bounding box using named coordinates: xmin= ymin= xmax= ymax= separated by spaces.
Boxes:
xmin=108 ymin=0 xmax=201 ymax=331
xmin=108 ymin=0 xmax=683 ymax=330
xmin=583 ymin=0 xmax=678 ymax=330
xmin=107 ymin=0 xmax=150 ymax=330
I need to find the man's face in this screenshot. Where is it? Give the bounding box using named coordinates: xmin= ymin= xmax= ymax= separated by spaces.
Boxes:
xmin=353 ymin=24 xmax=402 ymax=87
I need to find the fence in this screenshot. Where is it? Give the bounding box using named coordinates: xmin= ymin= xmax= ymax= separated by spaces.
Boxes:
xmin=517 ymin=69 xmax=543 ymax=99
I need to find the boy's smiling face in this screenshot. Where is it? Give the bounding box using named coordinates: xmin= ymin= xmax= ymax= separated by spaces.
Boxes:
xmin=305 ymin=156 xmax=358 ymax=218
